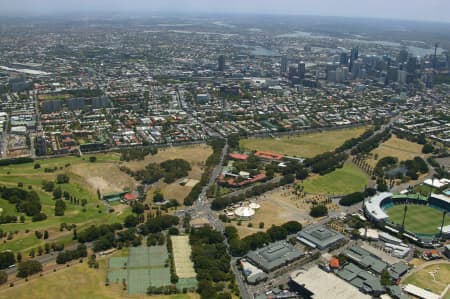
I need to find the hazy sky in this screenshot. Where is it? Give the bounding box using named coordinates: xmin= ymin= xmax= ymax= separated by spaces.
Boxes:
xmin=0 ymin=0 xmax=449 ymax=23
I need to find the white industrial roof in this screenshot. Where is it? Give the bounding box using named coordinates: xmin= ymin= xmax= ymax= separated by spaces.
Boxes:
xmin=234 ymin=207 xmax=255 ymax=217
xmin=364 ymin=192 xmax=392 ymax=221
xmin=290 ymin=266 xmax=370 ymax=299
xmin=403 ymin=284 xmax=440 ymax=299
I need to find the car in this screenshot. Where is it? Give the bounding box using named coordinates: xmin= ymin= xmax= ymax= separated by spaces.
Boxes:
xmin=8 ymin=264 xmax=16 ymax=269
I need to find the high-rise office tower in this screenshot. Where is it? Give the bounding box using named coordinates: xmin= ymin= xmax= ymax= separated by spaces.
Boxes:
xmin=288 ymin=65 xmax=297 ymax=79
xmin=218 ymin=55 xmax=225 ymax=71
xmin=298 ymin=61 xmax=306 ymax=79
xmin=281 ymin=56 xmax=288 ymax=74
xmin=340 ymin=52 xmax=349 ymax=66
xmin=398 ymin=48 xmax=409 ymax=64
xmin=352 ymin=60 xmax=362 ymax=79
xmin=407 ymin=56 xmax=418 ymax=74
xmin=349 ymin=47 xmax=359 ymax=72
xmin=386 ymin=66 xmax=398 ymax=84
xmin=434 ymin=43 xmax=439 ymax=69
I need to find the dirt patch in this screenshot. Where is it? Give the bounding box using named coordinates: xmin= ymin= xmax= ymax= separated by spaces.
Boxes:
xmin=123 ymin=144 xmax=212 ymax=172
xmin=69 ymin=163 xmax=136 ymax=194
xmin=229 ymin=186 xmax=340 ymax=238
xmin=367 ymin=135 xmax=425 ymax=167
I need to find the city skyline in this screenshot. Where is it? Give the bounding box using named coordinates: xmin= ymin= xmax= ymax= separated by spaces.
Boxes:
xmin=0 ymin=0 xmax=449 ymax=23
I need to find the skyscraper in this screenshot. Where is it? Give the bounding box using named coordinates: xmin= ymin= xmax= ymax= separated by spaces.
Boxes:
xmin=218 ymin=55 xmax=225 ymax=72
xmin=398 ymin=48 xmax=409 ymax=64
xmin=339 ymin=52 xmax=348 ymax=66
xmin=433 ymin=43 xmax=439 ymax=70
xmin=298 ymin=61 xmax=306 ymax=79
xmin=349 ymin=47 xmax=359 ymax=72
xmin=281 ymin=56 xmax=288 ymax=74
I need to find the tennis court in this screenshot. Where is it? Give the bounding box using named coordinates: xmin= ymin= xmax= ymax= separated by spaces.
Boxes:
xmin=107 ymin=245 xmax=172 ymax=295
xmin=108 ymin=257 xmax=128 ymax=269
xmin=171 ymin=236 xmax=197 ymax=279
xmin=128 ymin=269 xmax=151 ymax=295
xmin=107 ymin=269 xmax=127 ymax=284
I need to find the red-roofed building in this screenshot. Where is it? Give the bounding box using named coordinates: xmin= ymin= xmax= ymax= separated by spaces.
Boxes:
xmin=229 ymin=153 xmax=249 ymax=161
xmin=329 ymin=258 xmax=340 ymax=269
xmin=123 ymin=193 xmax=138 ymax=202
xmin=255 ymin=151 xmax=284 ymax=161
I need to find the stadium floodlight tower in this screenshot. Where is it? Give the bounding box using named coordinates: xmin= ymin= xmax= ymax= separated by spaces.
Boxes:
xmin=401 ymin=205 xmax=408 ymax=233
xmin=440 ymin=211 xmax=447 ymax=240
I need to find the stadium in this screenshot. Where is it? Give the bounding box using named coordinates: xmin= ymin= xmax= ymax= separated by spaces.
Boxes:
xmin=364 ymin=192 xmax=450 ymax=247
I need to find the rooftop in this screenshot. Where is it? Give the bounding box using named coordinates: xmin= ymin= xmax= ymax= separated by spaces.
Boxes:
xmin=290 ymin=266 xmax=370 ymax=299
xmin=364 ymin=192 xmax=392 ymax=221
xmin=297 ymin=225 xmax=346 ymax=249
xmin=246 ymin=240 xmax=303 ymax=272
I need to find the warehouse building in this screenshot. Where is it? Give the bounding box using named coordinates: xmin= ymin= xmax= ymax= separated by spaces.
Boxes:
xmin=297 ymin=225 xmax=346 ymax=250
xmin=245 ymin=240 xmax=304 ymax=272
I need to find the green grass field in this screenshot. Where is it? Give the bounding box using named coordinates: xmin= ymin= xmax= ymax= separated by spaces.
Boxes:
xmin=403 ymin=263 xmax=450 ymax=297
xmin=301 ymin=162 xmax=368 ymax=195
xmin=0 ymin=153 xmax=131 ymax=253
xmin=240 ymin=126 xmax=369 ymax=158
xmin=0 ymin=259 xmax=199 ymax=299
xmin=386 ymin=205 xmax=450 ymax=235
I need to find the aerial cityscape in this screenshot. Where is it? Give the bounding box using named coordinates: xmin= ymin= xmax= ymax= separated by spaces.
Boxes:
xmin=0 ymin=1 xmax=449 ymax=299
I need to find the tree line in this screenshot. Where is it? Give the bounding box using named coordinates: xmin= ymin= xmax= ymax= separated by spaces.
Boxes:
xmin=0 ymin=186 xmax=45 ymax=222
xmin=189 ymin=227 xmax=234 ymax=299
xmin=119 ymin=147 xmax=158 ymax=161
xmin=351 ymin=129 xmax=391 ymax=155
xmin=211 ymin=174 xmax=295 ymax=210
xmin=184 ymin=139 xmax=226 ymax=206
xmin=121 ymin=158 xmax=191 ymax=185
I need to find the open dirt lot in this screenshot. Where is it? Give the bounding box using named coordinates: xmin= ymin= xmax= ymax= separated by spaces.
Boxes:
xmin=366 ymin=135 xmax=425 ymax=167
xmin=230 ymin=186 xmax=340 ymax=238
xmin=142 ymin=145 xmax=212 ymax=203
xmin=70 ymin=163 xmax=137 ymax=194
xmin=124 ymin=144 xmax=212 ymax=172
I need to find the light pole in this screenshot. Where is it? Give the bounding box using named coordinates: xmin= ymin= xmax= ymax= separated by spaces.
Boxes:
xmin=401 ymin=205 xmax=408 ymax=233
xmin=439 ymin=211 xmax=447 ymax=240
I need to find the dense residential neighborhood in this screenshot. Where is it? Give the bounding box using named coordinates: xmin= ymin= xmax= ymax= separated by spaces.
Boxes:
xmin=0 ymin=7 xmax=449 ymax=299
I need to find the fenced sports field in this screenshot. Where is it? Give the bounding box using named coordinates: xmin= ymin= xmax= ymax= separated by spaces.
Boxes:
xmin=108 ymin=245 xmax=171 ymax=295
xmin=171 ymin=236 xmax=197 ymax=279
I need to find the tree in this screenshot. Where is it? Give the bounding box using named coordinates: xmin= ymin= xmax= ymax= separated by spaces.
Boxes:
xmin=132 ymin=202 xmax=145 ymax=214
xmin=89 ymin=156 xmax=97 ymax=163
xmin=33 ymin=163 xmax=41 ymax=169
xmin=53 ymin=187 xmax=62 ymax=199
xmin=339 ymin=192 xmax=365 ymax=206
xmin=0 ymin=252 xmax=15 ymax=269
xmin=281 ymin=221 xmax=302 ymax=234
xmin=0 ymin=271 xmax=7 ymax=285
xmin=153 ymin=191 xmax=164 ymax=203
xmin=309 ymin=205 xmax=328 ymax=218
xmin=44 ymin=230 xmax=49 ymax=239
xmin=380 ymin=269 xmax=391 ymax=286
xmin=124 ymin=215 xmax=139 ymax=228
xmin=42 ymin=180 xmax=55 ymax=192
xmin=54 ymin=199 xmax=66 ymax=216
xmin=422 ymin=143 xmax=434 ymax=154
xmin=56 ymin=174 xmax=70 ymax=184
xmin=17 ymin=260 xmax=42 ymax=278
xmin=168 ymin=227 xmax=179 ymax=235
